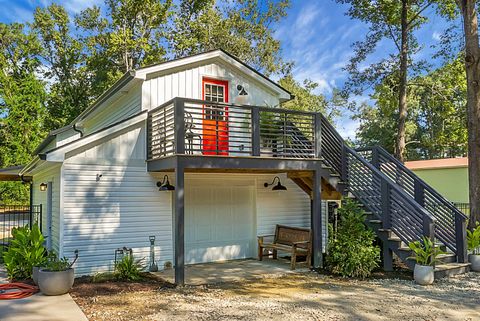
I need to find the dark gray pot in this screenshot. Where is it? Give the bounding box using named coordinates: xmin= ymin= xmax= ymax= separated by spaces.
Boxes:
xmin=32 ymin=266 xmax=41 ymax=285
xmin=38 ymin=268 xmax=75 ymax=295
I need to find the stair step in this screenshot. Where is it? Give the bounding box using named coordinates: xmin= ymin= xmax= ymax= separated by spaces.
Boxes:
xmin=369 ymin=219 xmax=382 ymax=224
xmin=330 ymin=173 xmax=341 ymax=177
xmin=436 ymin=253 xmax=457 ymax=264
xmin=434 ymin=263 xmax=470 ymax=279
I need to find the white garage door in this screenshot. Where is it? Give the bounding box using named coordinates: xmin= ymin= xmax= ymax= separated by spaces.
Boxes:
xmin=185 ymin=185 xmax=255 ymax=264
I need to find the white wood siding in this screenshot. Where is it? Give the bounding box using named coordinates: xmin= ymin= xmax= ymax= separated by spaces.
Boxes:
xmin=61 ymin=123 xmax=173 ymax=276
xmin=32 ymin=165 xmax=62 ymax=254
xmin=82 ymin=84 xmax=142 ymax=136
xmin=142 ymin=60 xmax=281 ymax=111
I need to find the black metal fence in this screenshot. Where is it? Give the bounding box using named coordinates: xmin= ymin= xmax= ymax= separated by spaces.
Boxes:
xmin=454 ymin=203 xmax=470 ymax=216
xmin=0 ymin=205 xmax=42 ymax=250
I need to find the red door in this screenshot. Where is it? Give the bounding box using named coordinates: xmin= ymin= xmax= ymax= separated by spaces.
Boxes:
xmin=202 ymin=78 xmax=229 ymax=155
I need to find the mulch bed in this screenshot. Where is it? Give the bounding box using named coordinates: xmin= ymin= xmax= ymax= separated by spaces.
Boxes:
xmin=71 ymin=273 xmax=174 ymax=297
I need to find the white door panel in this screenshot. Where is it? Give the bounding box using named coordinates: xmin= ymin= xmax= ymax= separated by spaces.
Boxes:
xmin=185 ymin=185 xmax=254 ymax=264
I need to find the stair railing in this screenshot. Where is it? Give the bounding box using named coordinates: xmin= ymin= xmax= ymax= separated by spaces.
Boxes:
xmin=358 ymin=146 xmax=468 ymax=262
xmin=318 ymin=115 xmax=437 ymax=247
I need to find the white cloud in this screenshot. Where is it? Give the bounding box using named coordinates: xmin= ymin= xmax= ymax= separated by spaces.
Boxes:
xmin=432 ymin=31 xmax=442 ymax=41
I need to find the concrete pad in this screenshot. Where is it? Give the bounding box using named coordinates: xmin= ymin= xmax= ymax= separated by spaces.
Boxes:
xmin=0 ymin=266 xmax=87 ymax=321
xmin=153 ymin=258 xmax=309 ymax=285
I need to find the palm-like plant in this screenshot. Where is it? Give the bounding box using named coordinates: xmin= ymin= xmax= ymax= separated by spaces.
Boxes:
xmin=408 ymin=236 xmax=446 ymax=266
xmin=467 ymin=222 xmax=480 ymax=255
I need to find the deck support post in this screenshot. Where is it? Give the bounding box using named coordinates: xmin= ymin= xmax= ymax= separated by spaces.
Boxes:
xmin=311 ymin=169 xmax=323 ymax=269
xmin=174 ymin=163 xmax=185 ymax=286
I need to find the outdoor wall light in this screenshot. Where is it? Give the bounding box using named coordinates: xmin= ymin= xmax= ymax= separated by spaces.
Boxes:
xmin=264 ymin=176 xmax=287 ymax=191
xmin=156 ymin=175 xmax=175 ymax=191
xmin=237 ymin=84 xmax=248 ymax=96
xmin=39 ymin=183 xmax=48 ymax=192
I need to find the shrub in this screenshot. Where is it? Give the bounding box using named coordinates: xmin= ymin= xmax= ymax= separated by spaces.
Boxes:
xmin=467 ymin=222 xmax=480 ymax=255
xmin=326 ymin=199 xmax=380 ymax=278
xmin=115 ymin=254 xmax=145 ymax=281
xmin=3 ymin=224 xmax=47 ymax=280
xmin=408 ymin=236 xmax=446 ymax=266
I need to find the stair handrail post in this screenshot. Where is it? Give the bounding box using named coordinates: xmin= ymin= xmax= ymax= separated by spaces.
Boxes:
xmin=380 ymin=179 xmax=392 ymax=229
xmin=173 ymin=98 xmax=185 ymax=155
xmin=314 ymin=113 xmax=322 ymax=159
xmin=341 ymin=144 xmax=348 ymax=182
xmin=455 ymin=215 xmax=468 ymax=263
xmin=371 ymin=146 xmax=380 ymax=169
xmin=251 ymin=107 xmax=261 ymax=156
xmin=422 ymin=215 xmax=435 ymax=246
xmin=414 ymin=180 xmax=425 ymax=207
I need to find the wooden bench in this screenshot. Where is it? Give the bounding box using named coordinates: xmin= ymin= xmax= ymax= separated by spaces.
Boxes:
xmin=257 ymin=225 xmax=312 ymax=270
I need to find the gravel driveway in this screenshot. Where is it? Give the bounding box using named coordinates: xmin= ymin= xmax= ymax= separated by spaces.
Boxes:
xmin=72 ymin=271 xmax=480 ymax=321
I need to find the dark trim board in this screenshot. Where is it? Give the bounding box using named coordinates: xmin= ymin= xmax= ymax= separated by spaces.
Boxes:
xmin=147 ymin=155 xmax=328 ymax=174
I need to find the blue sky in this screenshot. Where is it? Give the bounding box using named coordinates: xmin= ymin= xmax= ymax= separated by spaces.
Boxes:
xmin=0 ymin=0 xmax=453 ymax=138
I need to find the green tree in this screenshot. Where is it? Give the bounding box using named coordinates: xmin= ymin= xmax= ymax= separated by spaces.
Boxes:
xmin=278 ymin=75 xmax=328 ymax=113
xmin=169 ymin=0 xmax=291 ymax=76
xmin=76 ymin=0 xmax=172 ymax=96
xmin=0 ymin=23 xmax=46 ymax=203
xmin=336 ymin=0 xmax=434 ymax=162
xmin=32 ymin=4 xmax=91 ymax=130
xmin=355 ymin=58 xmax=467 ymax=160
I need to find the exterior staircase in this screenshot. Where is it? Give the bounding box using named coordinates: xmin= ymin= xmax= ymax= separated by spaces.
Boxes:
xmin=287 ymin=114 xmax=470 ymax=278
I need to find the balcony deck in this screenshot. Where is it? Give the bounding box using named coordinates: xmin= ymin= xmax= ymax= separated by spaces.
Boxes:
xmin=146 ymin=98 xmax=339 ymax=173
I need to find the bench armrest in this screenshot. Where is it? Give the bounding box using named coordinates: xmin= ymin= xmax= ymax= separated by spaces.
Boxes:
xmin=257 ymin=234 xmax=274 ymax=246
xmin=257 ymin=234 xmax=275 ymax=239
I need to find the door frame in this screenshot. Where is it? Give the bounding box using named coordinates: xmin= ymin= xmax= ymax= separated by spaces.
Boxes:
xmin=202 ymin=77 xmax=229 ymax=155
xmin=46 ymin=181 xmax=53 ymax=250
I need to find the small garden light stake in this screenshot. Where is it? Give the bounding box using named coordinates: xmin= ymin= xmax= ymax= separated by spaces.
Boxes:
xmin=149 ymin=235 xmax=158 ymax=272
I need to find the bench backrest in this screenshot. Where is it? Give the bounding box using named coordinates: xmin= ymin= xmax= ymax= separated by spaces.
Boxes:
xmin=274 ymin=225 xmax=311 ymax=246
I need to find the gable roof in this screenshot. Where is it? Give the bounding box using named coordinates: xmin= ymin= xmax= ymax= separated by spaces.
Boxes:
xmin=74 ymin=49 xmax=291 ymax=125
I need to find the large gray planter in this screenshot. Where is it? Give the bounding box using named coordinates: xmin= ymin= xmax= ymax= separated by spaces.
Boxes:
xmin=414 ymin=264 xmax=434 ymax=285
xmin=38 ymin=268 xmax=74 ymax=296
xmin=469 ymin=254 xmax=480 ymax=272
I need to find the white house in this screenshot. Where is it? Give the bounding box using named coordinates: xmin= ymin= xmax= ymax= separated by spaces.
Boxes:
xmin=20 ymin=49 xmax=342 ymax=284
xmin=12 ymin=49 xmax=470 ymax=284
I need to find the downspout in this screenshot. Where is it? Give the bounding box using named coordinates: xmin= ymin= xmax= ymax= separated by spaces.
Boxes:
xmin=73 ymin=123 xmax=84 ymax=138
xmin=21 ymin=175 xmax=33 ymax=229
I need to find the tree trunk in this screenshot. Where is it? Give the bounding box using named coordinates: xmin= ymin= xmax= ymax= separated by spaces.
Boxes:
xmin=457 ymin=0 xmax=480 ymax=229
xmin=395 ymin=0 xmax=409 ymax=163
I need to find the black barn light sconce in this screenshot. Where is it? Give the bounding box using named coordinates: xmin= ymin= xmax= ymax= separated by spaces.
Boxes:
xmin=156 ymin=175 xmax=175 ymax=191
xmin=264 ymin=176 xmax=287 ymax=191
xmin=237 ymin=84 xmax=248 ymax=96
xmin=39 ymin=183 xmax=48 ymax=192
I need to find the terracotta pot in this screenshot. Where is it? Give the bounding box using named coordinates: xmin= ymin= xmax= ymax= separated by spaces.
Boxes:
xmin=468 ymin=254 xmax=480 ymax=272
xmin=38 ymin=268 xmax=74 ymax=295
xmin=414 ymin=264 xmax=434 ymax=285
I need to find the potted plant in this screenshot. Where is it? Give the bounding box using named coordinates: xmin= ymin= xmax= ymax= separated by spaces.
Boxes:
xmin=408 ymin=236 xmax=445 ymax=285
xmin=38 ymin=254 xmax=75 ymax=295
xmin=467 ymin=222 xmax=480 ymax=272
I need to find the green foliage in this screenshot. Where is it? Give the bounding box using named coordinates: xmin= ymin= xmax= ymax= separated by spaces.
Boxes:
xmin=326 ymin=199 xmax=380 ymax=278
xmin=42 ymin=252 xmax=71 ymax=271
xmin=355 ymin=57 xmax=467 ymax=160
xmin=169 ymin=0 xmax=291 ymax=76
xmin=3 ymin=224 xmax=47 ymax=280
xmin=408 ymin=236 xmax=446 ymax=266
xmin=0 ymin=22 xmax=46 ymax=203
xmin=115 ymin=254 xmax=145 ymax=281
xmin=467 ymin=222 xmax=480 ymax=255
